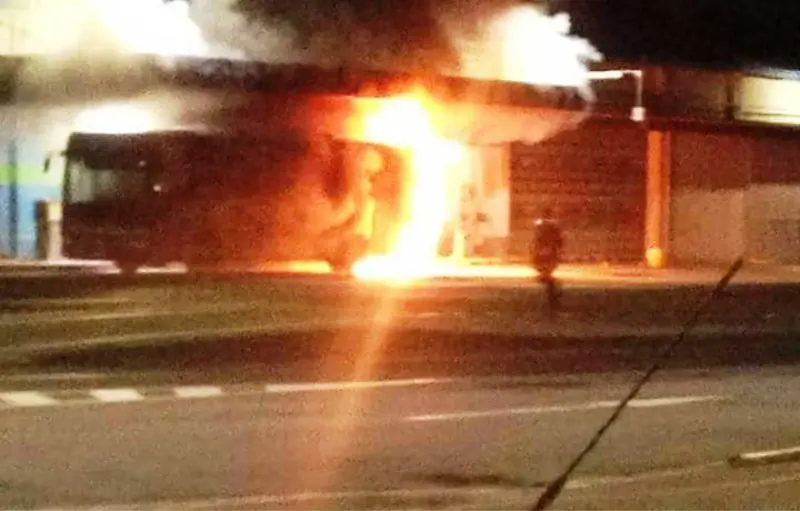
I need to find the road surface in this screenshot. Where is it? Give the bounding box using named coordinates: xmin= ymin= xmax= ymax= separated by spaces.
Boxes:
xmin=0 ymin=367 xmax=798 ymax=509
xmin=0 ymin=270 xmax=798 ymax=509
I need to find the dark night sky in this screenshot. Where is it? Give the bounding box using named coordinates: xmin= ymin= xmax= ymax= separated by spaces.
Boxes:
xmin=231 ymin=0 xmax=800 ymax=70
xmin=554 ymin=0 xmax=800 ymax=69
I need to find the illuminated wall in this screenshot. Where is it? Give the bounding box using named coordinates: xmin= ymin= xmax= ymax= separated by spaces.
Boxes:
xmin=669 ymin=132 xmax=749 ymax=265
xmin=0 ymin=108 xmax=68 ymax=257
xmin=738 ymin=76 xmax=800 ymax=125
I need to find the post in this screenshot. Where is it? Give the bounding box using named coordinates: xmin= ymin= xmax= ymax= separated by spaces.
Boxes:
xmin=645 ymin=130 xmax=671 ymax=268
xmin=631 ymin=70 xmax=646 ymax=121
xmin=7 ymin=139 xmax=18 ymax=257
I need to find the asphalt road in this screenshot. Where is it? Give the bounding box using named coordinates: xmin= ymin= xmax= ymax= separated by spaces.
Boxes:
xmin=0 ymin=269 xmax=799 ymax=381
xmin=0 ymin=367 xmax=798 ymax=510
xmin=0 ymin=270 xmax=798 ymax=509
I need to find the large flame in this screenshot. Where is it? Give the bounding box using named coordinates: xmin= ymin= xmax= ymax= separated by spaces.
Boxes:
xmin=350 ymin=88 xmax=467 ymax=282
xmin=350 ymin=6 xmax=599 ymax=283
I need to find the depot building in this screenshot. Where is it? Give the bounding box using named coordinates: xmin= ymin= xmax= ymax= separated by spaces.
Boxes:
xmin=507 ymin=63 xmax=800 ymax=267
xmin=0 ymin=20 xmax=799 ymax=267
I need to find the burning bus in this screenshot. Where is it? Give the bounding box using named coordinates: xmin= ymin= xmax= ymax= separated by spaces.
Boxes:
xmin=52 ymin=128 xmax=407 ymax=273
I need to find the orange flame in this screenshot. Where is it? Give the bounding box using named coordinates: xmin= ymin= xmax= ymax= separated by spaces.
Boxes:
xmin=349 ymin=87 xmax=467 ymax=282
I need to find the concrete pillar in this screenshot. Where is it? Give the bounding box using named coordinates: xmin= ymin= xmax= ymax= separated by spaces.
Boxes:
xmin=36 ymin=200 xmax=62 ymax=260
xmin=645 ymin=130 xmax=672 ymax=268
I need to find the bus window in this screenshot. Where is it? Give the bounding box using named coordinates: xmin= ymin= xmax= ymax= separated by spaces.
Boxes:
xmin=64 ymin=158 xmax=151 ymax=203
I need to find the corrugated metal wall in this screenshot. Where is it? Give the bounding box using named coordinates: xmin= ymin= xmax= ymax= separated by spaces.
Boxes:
xmin=669 ymin=128 xmax=800 ymax=265
xmin=669 ymin=132 xmax=749 ymax=265
xmin=508 ymin=120 xmax=647 ymax=263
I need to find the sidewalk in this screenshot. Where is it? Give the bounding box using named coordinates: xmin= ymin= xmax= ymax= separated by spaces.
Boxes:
xmin=556 ymin=262 xmax=800 ymax=285
xmin=0 ymin=258 xmax=114 ymax=275
xmin=0 ymin=257 xmax=799 ymax=284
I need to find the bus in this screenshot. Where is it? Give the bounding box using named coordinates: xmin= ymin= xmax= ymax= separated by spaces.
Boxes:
xmin=47 ymin=129 xmax=407 ymax=273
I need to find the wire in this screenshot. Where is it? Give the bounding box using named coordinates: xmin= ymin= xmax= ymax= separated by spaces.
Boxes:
xmin=531 ymin=257 xmax=744 ymax=511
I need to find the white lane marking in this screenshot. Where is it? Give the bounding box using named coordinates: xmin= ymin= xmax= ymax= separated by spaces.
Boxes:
xmin=625 ymin=395 xmax=720 ymax=408
xmin=566 ymin=461 xmax=727 ymax=490
xmin=90 ymin=388 xmax=144 ymax=403
xmin=0 ymin=391 xmax=59 ymax=407
xmin=0 ymin=303 xmax=280 ymax=327
xmin=41 ymin=487 xmax=522 ymax=511
xmin=405 ymin=395 xmax=722 ymax=422
xmin=0 ymin=372 xmax=107 ymax=382
xmin=6 ymin=318 xmax=371 ymax=356
xmin=3 ymin=297 xmax=132 ymax=307
xmin=737 ymin=445 xmax=800 ymax=460
xmin=265 ymin=377 xmax=445 ymax=394
xmin=624 ymin=472 xmax=800 ymax=498
xmin=173 ymin=386 xmax=224 ymax=399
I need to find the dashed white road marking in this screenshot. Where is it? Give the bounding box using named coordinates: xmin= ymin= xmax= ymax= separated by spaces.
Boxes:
xmin=405 ymin=395 xmax=722 ymax=422
xmin=265 ymin=377 xmax=445 ymax=394
xmin=0 ymin=391 xmax=59 ymax=407
xmin=174 ymin=386 xmax=224 ymax=399
xmin=90 ymin=388 xmax=144 ymax=403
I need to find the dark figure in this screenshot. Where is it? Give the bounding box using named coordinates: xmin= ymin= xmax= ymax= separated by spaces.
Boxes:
xmin=531 ymin=207 xmax=564 ymax=311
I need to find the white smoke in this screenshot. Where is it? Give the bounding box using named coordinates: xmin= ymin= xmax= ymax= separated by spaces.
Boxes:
xmin=450 ymin=5 xmax=602 ymax=95
xmin=187 ymin=0 xmax=601 ymax=93
xmin=188 ymin=0 xmax=299 ymax=63
xmin=1 ymin=0 xmax=239 ymax=59
xmin=89 ymin=0 xmax=244 ymax=59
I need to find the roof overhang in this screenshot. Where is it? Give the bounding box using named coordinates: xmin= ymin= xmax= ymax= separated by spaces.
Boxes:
xmin=5 ymin=56 xmax=590 ymax=144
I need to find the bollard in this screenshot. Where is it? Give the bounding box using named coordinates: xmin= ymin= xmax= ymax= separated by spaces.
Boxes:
xmin=34 ymin=200 xmax=62 ymax=260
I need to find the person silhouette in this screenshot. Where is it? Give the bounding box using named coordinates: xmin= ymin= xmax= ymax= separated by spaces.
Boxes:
xmin=531 ymin=207 xmax=564 ymax=311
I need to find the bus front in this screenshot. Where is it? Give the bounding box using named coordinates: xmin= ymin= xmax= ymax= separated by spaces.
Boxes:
xmin=59 ymin=132 xmax=168 ymax=271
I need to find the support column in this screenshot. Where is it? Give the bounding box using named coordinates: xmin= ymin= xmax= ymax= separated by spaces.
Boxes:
xmin=645 ymin=130 xmax=672 ymax=268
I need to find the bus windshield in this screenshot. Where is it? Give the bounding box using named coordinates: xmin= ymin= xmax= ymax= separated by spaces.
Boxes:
xmin=62 ymin=131 xmax=318 ymax=205
xmin=64 ymin=158 xmax=154 ymax=204
xmin=63 ymin=133 xmax=164 ymax=204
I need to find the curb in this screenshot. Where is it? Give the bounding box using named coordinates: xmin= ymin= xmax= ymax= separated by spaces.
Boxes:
xmin=728 ymin=446 xmax=800 ymax=467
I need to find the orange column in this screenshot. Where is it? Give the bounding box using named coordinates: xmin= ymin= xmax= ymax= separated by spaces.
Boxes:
xmin=645 ymin=130 xmax=672 ymax=268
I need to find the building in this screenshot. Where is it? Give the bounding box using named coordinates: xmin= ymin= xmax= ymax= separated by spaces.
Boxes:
xmin=0 ymin=0 xmax=799 ymax=266
xmin=506 ymin=62 xmax=800 ymax=267
xmin=0 ymin=53 xmax=586 ymax=259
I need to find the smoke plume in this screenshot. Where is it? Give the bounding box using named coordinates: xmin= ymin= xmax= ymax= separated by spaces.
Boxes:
xmin=192 ymin=0 xmax=601 ymax=87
